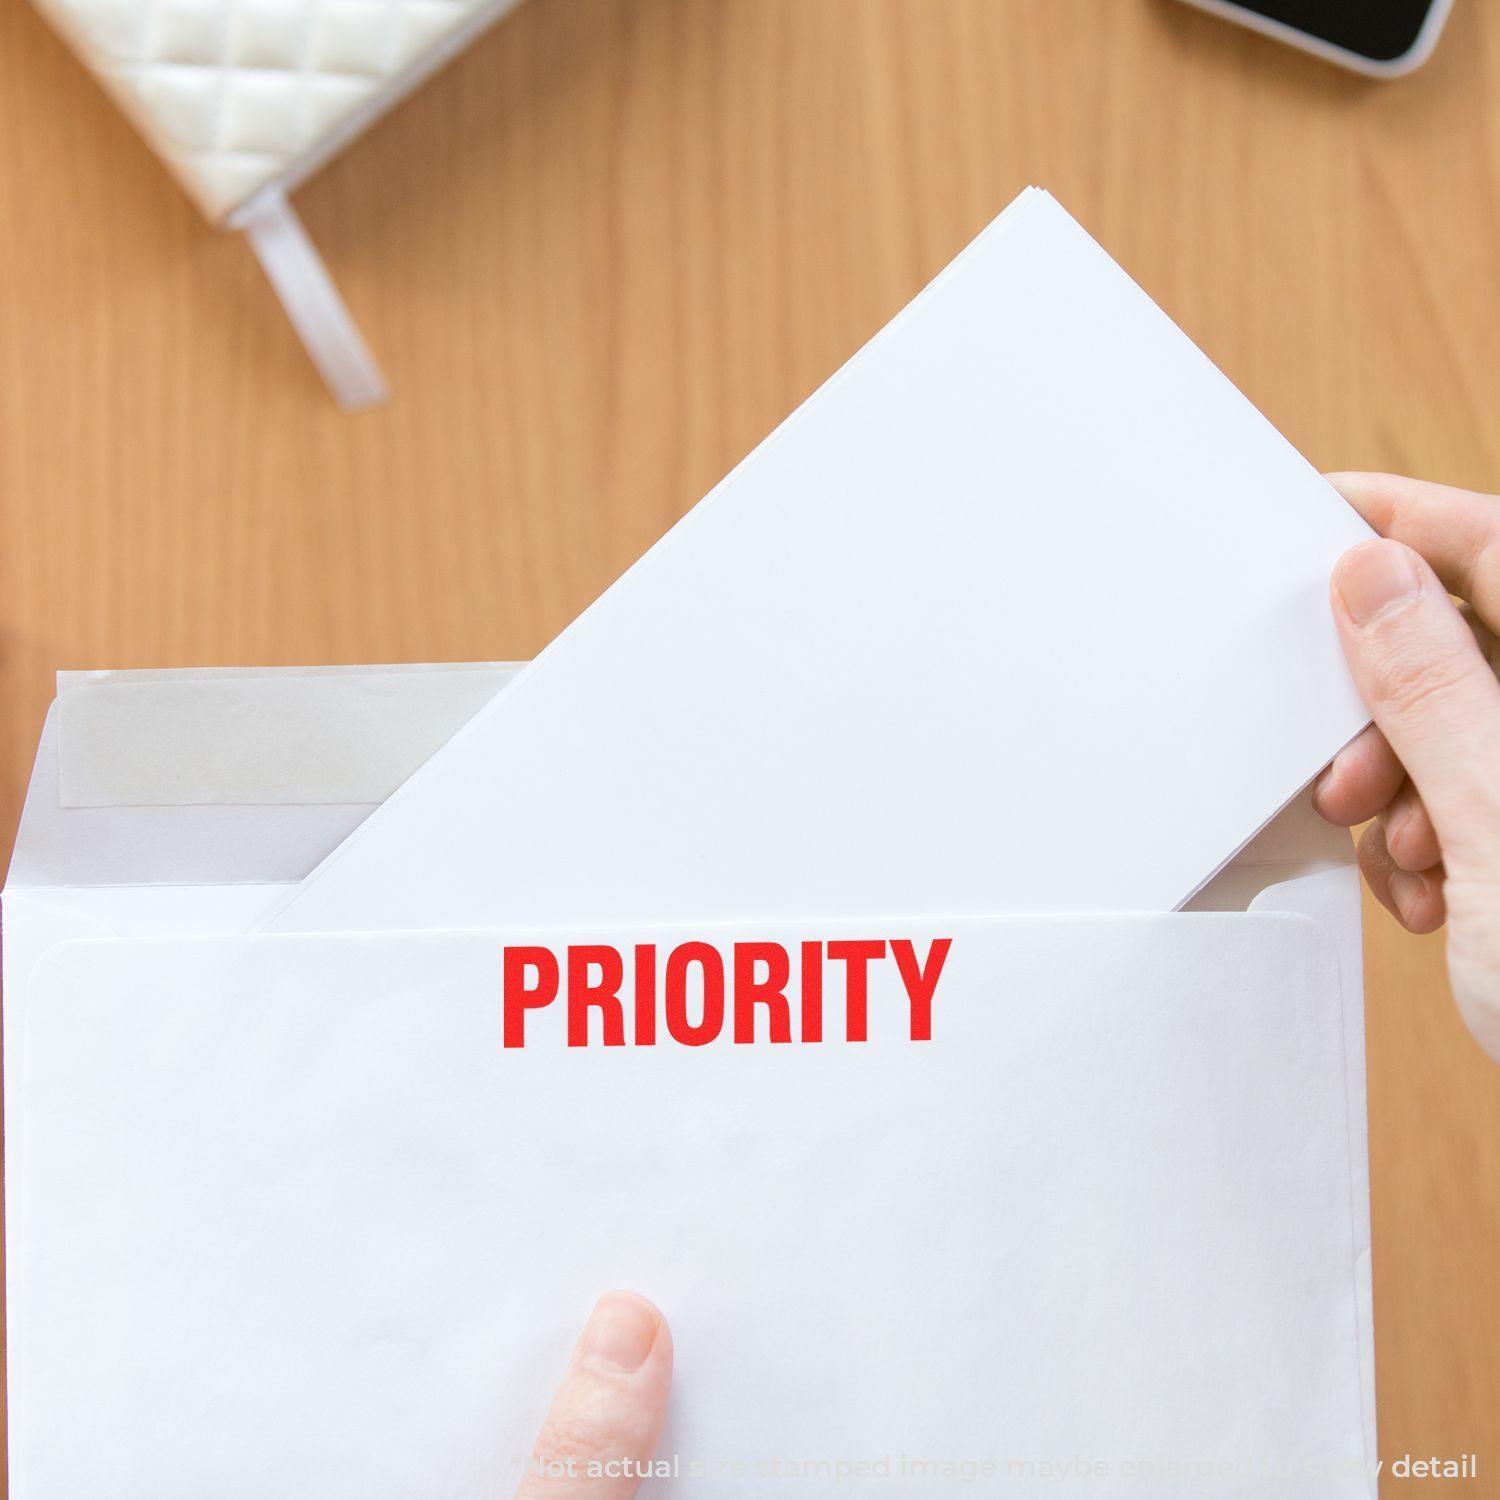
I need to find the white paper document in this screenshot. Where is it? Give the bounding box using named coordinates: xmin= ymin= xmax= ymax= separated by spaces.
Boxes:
xmin=265 ymin=188 xmax=1373 ymax=935
xmin=19 ymin=911 xmax=1374 ymax=1499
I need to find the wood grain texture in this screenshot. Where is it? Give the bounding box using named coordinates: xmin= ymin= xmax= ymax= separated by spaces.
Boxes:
xmin=2 ymin=0 xmax=1498 ymax=1490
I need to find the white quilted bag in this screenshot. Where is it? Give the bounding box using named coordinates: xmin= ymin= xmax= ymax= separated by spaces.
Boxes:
xmin=35 ymin=0 xmax=528 ymax=406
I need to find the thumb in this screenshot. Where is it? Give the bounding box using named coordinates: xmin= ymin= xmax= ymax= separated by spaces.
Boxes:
xmin=514 ymin=1292 xmax=673 ymax=1499
xmin=1331 ymin=538 xmax=1500 ymax=871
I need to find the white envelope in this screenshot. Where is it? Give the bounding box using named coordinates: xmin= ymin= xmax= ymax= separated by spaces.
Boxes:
xmin=3 ymin=194 xmax=1379 ymax=1490
xmin=2 ymin=665 xmax=1375 ymax=1498
xmin=18 ymin=909 xmax=1374 ymax=1498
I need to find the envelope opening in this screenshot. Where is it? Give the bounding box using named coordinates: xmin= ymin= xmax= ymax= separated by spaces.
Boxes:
xmin=5 ymin=666 xmax=522 ymax=891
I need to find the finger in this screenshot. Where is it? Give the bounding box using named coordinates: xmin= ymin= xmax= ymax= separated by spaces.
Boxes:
xmin=1312 ymin=605 xmax=1500 ymax=830
xmin=1326 ymin=472 xmax=1500 ymax=627
xmin=1458 ymin=601 xmax=1500 ymax=675
xmin=515 ymin=1292 xmax=672 ymax=1499
xmin=1444 ymin=885 xmax=1500 ymax=1063
xmin=1331 ymin=539 xmax=1500 ymax=870
xmin=1312 ymin=723 xmax=1404 ymax=827
xmin=1380 ymin=780 xmax=1443 ymax=873
xmin=1358 ymin=822 xmax=1447 ymax=935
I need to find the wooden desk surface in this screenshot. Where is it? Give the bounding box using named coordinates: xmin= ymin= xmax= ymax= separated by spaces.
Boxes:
xmin=2 ymin=0 xmax=1497 ymax=1489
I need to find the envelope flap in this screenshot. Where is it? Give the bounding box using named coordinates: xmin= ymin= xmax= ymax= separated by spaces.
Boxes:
xmin=5 ymin=665 xmax=519 ymax=890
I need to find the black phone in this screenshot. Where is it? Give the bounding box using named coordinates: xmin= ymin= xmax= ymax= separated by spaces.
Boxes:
xmin=1177 ymin=0 xmax=1454 ymax=75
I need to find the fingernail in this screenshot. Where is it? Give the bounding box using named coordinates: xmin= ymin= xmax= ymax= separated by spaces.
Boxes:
xmin=1333 ymin=540 xmax=1422 ymax=627
xmin=579 ymin=1292 xmax=659 ymax=1373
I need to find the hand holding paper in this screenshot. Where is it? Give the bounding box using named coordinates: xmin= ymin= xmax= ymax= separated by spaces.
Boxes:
xmin=1315 ymin=472 xmax=1500 ymax=1059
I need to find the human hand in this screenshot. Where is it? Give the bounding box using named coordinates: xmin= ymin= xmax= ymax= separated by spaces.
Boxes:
xmin=1314 ymin=472 xmax=1500 ymax=1062
xmin=515 ymin=1291 xmax=673 ymax=1497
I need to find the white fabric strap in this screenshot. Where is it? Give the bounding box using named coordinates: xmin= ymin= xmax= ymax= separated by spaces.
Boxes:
xmin=232 ymin=189 xmax=389 ymax=411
